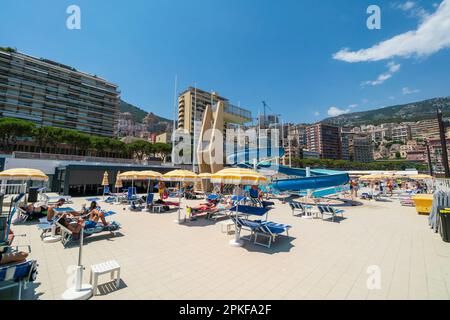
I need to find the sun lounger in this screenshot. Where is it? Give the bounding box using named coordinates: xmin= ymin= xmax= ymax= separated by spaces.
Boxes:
xmin=45 ymin=195 xmax=72 ymax=205
xmin=318 ymin=205 xmax=344 ymax=222
xmin=0 ymin=259 xmax=38 ymax=300
xmin=289 ymin=202 xmax=306 ymax=216
xmin=229 ymin=205 xmax=271 ymax=220
xmin=253 ymin=220 xmax=292 ymax=248
xmin=231 ymin=216 xmax=292 ymax=248
xmin=55 ymin=212 xmax=120 ymax=246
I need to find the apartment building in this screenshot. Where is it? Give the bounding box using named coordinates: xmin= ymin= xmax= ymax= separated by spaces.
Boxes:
xmin=391 ymin=124 xmax=412 ymax=142
xmin=428 ymin=138 xmax=450 ymax=173
xmin=353 ymin=134 xmax=373 ymax=163
xmin=0 ymin=49 xmax=120 ymax=137
xmin=306 ymin=123 xmax=341 ymax=160
xmin=410 ymin=119 xmax=441 ymax=141
xmin=340 ymin=127 xmax=354 ymax=161
xmin=178 ymin=87 xmax=251 ymax=138
xmin=360 ymin=124 xmax=392 ymax=142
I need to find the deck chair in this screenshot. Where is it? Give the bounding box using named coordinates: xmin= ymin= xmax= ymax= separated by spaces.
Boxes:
xmin=145 ymin=193 xmax=155 ymax=209
xmin=103 ymin=186 xmax=112 ymax=196
xmin=55 ymin=212 xmax=120 ymax=246
xmin=249 ymin=189 xmax=259 ymax=199
xmin=229 ymin=205 xmax=271 ymax=220
xmin=318 ymin=205 xmax=344 ymax=222
xmin=1 ymin=194 xmax=25 ymax=248
xmin=254 ymin=221 xmax=292 ymax=248
xmin=230 ymin=216 xmax=261 ymax=242
xmin=289 ymin=202 xmax=306 ymax=216
xmin=206 ymin=194 xmax=221 ymax=203
xmin=127 ymin=187 xmax=138 ymax=202
xmin=0 ymin=259 xmax=38 ymax=300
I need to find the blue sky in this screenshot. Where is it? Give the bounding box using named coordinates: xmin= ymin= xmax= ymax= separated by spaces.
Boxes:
xmin=1 ymin=0 xmax=449 ymax=124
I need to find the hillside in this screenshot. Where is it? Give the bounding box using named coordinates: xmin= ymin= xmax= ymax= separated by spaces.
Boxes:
xmin=321 ymin=97 xmax=450 ymax=127
xmin=119 ymin=99 xmax=172 ymax=124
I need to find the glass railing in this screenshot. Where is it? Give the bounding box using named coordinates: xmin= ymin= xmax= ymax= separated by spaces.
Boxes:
xmin=224 ymin=103 xmax=252 ymax=120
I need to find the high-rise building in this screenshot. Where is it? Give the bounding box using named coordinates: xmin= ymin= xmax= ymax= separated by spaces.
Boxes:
xmin=0 ymin=49 xmax=120 ymax=137
xmin=259 ymin=114 xmax=280 ymax=128
xmin=177 ymin=87 xmax=252 ymax=138
xmin=352 ymin=134 xmax=373 ymax=163
xmin=177 ymin=87 xmax=252 ymax=166
xmin=306 ymin=123 xmax=341 ymax=160
xmin=340 ymin=127 xmax=354 ymax=161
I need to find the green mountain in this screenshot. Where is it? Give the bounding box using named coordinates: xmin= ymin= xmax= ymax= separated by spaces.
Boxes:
xmin=119 ymin=99 xmax=172 ymax=124
xmin=321 ymin=97 xmax=450 ymax=127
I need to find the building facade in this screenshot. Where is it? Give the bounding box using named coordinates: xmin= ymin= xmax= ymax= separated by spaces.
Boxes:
xmin=410 ymin=119 xmax=440 ymax=141
xmin=178 ymin=87 xmax=251 ymax=136
xmin=0 ymin=49 xmax=120 ymax=137
xmin=178 ymin=87 xmax=252 ymax=164
xmin=352 ymin=134 xmax=373 ymax=163
xmin=391 ymin=124 xmax=412 ymax=142
xmin=306 ymin=123 xmax=341 ymax=160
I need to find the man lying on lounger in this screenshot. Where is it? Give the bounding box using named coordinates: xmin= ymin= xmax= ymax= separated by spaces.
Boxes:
xmin=20 ymin=198 xmax=69 ymax=222
xmin=189 ymin=201 xmax=233 ymax=216
xmin=57 ymin=202 xmax=115 ymax=237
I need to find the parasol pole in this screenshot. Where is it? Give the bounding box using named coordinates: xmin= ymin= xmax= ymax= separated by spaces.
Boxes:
xmin=62 ymin=226 xmax=93 ymax=300
xmin=174 ymin=181 xmax=182 ymax=224
xmin=230 ymin=184 xmax=244 ymax=247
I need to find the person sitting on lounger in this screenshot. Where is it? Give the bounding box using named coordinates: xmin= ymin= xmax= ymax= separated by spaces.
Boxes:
xmin=1 ymin=229 xmax=29 ymax=265
xmin=85 ymin=201 xmax=112 ymax=227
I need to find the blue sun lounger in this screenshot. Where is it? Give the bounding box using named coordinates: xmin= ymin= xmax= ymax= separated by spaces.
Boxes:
xmin=318 ymin=205 xmax=344 ymax=222
xmin=229 ymin=205 xmax=271 ymax=220
xmin=55 ymin=210 xmax=120 ymax=246
xmin=0 ymin=260 xmax=38 ymax=300
xmin=231 ymin=216 xmax=292 ymax=248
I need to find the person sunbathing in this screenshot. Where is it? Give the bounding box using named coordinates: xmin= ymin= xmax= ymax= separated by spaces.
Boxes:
xmin=20 ymin=198 xmax=68 ymax=222
xmin=1 ymin=230 xmax=29 ymax=265
xmin=0 ymin=251 xmax=28 ymax=265
xmin=84 ymin=201 xmax=111 ymax=227
xmin=58 ymin=213 xmax=111 ymax=239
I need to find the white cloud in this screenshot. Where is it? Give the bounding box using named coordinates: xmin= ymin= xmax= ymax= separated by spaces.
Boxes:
xmin=328 ymin=106 xmax=350 ymax=117
xmin=348 ymin=104 xmax=358 ymax=109
xmin=333 ymin=0 xmax=450 ymax=62
xmin=402 ymin=87 xmax=420 ymax=94
xmin=394 ymin=1 xmax=429 ymax=19
xmin=313 ymin=111 xmax=320 ymax=116
xmin=362 ymin=62 xmax=401 ymax=86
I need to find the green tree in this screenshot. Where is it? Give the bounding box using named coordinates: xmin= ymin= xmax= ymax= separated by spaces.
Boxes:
xmin=127 ymin=140 xmax=152 ymax=161
xmin=32 ymin=126 xmax=63 ymax=152
xmin=0 ymin=118 xmax=35 ymax=151
xmin=153 ymin=143 xmax=172 ymax=162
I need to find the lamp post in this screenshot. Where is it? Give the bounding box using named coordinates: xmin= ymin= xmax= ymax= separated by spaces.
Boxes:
xmin=437 ymin=108 xmax=450 ymax=178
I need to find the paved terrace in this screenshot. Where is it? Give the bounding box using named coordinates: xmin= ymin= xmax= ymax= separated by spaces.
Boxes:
xmin=2 ymin=195 xmax=450 ymax=300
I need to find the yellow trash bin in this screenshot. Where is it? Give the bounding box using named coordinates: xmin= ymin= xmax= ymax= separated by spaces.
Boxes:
xmin=412 ymin=194 xmax=433 ymax=215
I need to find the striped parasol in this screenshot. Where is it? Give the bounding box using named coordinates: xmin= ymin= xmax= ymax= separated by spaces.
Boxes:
xmin=162 ymin=170 xmax=199 ymax=224
xmin=359 ymin=174 xmax=393 ymax=181
xmin=210 ymin=168 xmax=268 ymax=186
xmin=115 ymin=171 xmax=123 ymax=189
xmin=0 ymin=168 xmax=48 ymax=181
xmin=117 ymin=171 xmax=142 ymax=181
xmin=408 ymin=174 xmax=433 ymax=180
xmin=162 ymin=170 xmax=199 ymax=182
xmin=198 ymin=172 xmax=212 ymax=179
xmin=101 ymin=171 xmax=109 ymax=186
